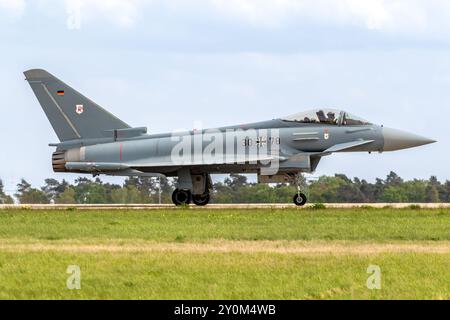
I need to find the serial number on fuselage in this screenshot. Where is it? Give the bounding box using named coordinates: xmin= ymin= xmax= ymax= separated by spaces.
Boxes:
xmin=242 ymin=136 xmax=281 ymax=147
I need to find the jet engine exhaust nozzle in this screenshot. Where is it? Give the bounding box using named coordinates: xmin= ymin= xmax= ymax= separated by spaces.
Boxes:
xmin=52 ymin=151 xmax=67 ymax=173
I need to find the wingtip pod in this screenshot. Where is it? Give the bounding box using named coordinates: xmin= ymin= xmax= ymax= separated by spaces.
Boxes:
xmin=24 ymin=69 xmax=54 ymax=81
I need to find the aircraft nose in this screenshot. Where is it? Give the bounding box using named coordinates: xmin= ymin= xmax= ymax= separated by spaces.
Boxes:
xmin=382 ymin=127 xmax=436 ymax=151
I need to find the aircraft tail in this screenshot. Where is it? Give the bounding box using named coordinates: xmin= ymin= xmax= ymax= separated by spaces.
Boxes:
xmin=24 ymin=69 xmax=130 ymax=142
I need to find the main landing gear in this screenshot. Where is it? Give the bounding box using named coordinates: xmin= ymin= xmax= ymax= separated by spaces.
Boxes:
xmin=192 ymin=193 xmax=211 ymax=206
xmin=172 ymin=189 xmax=192 ymax=206
xmin=172 ymin=189 xmax=211 ymax=206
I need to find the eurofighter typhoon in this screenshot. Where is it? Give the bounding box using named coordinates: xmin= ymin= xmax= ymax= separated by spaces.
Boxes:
xmin=24 ymin=69 xmax=436 ymax=206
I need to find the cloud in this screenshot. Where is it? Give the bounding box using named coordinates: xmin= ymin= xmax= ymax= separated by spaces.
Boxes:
xmin=4 ymin=0 xmax=450 ymax=37
xmin=208 ymin=0 xmax=404 ymax=31
xmin=0 ymin=0 xmax=26 ymax=17
xmin=64 ymin=0 xmax=143 ymax=28
xmin=202 ymin=0 xmax=450 ymax=37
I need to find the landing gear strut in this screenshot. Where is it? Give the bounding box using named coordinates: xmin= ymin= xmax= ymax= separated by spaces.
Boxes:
xmin=293 ymin=173 xmax=308 ymax=206
xmin=172 ymin=189 xmax=192 ymax=206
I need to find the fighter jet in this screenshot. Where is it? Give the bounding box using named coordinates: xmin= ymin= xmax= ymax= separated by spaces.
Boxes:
xmin=24 ymin=69 xmax=436 ymax=206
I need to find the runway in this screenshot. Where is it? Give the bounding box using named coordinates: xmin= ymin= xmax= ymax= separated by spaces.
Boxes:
xmin=0 ymin=203 xmax=449 ymax=210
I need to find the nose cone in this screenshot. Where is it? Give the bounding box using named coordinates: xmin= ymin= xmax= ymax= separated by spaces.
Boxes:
xmin=383 ymin=127 xmax=436 ymax=151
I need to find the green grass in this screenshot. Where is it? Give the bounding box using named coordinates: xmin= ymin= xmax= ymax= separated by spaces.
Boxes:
xmin=0 ymin=251 xmax=449 ymax=299
xmin=0 ymin=208 xmax=450 ymax=299
xmin=0 ymin=208 xmax=449 ymax=242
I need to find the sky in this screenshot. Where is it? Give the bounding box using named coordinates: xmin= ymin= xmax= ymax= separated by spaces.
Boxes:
xmin=0 ymin=0 xmax=448 ymax=195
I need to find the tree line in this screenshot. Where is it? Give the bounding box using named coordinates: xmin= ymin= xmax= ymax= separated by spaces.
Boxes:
xmin=0 ymin=171 xmax=448 ymax=204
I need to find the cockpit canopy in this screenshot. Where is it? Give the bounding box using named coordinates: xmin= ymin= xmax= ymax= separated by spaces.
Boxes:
xmin=282 ymin=109 xmax=372 ymax=126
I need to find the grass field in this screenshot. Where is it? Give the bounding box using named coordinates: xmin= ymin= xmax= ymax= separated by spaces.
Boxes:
xmin=0 ymin=207 xmax=449 ymax=299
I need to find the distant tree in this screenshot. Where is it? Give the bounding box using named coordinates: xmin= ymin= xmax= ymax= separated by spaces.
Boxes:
xmin=309 ymin=176 xmax=346 ymax=203
xmin=212 ymin=183 xmax=293 ymax=204
xmin=335 ymin=174 xmax=352 ymax=184
xmin=373 ymin=178 xmax=385 ymax=201
xmin=309 ymin=174 xmax=367 ymax=203
xmin=111 ymin=185 xmax=141 ymax=204
xmin=151 ymin=177 xmax=175 ymax=204
xmin=379 ymin=179 xmax=427 ymax=203
xmin=0 ymin=179 xmax=14 ymax=204
xmin=379 ymin=185 xmax=408 ymax=202
xmin=355 ymin=178 xmax=376 ymax=202
xmin=273 ymin=184 xmax=297 ymax=203
xmin=426 ymin=176 xmax=441 ymax=203
xmin=427 ymin=176 xmax=446 ymax=202
xmin=212 ymin=181 xmax=234 ymax=203
xmin=57 ymin=187 xmax=76 ymax=204
xmin=225 ymin=174 xmax=248 ymax=191
xmin=426 ymin=185 xmax=440 ymax=203
xmin=42 ymin=179 xmax=69 ymax=202
xmin=15 ymin=179 xmax=47 ymax=204
xmin=444 ymin=181 xmax=450 ymax=202
xmin=385 ymin=171 xmax=403 ymax=186
xmin=16 ymin=179 xmax=31 ymax=195
xmin=12 ymin=171 xmax=450 ymax=205
xmin=124 ymin=177 xmax=159 ymax=203
xmin=73 ymin=177 xmax=108 ymax=204
xmin=337 ymin=183 xmax=366 ymax=203
xmin=101 ymin=181 xmax=122 ymax=203
xmin=403 ymin=180 xmax=427 ymax=203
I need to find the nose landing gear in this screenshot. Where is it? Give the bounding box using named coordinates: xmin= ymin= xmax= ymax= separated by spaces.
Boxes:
xmin=293 ymin=173 xmax=308 ymax=206
xmin=293 ymin=192 xmax=308 ymax=206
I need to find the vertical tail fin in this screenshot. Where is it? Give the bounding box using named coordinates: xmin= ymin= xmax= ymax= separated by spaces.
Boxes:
xmin=24 ymin=69 xmax=130 ymax=142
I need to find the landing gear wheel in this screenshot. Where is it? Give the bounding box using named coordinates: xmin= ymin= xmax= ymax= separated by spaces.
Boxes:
xmin=172 ymin=189 xmax=192 ymax=206
xmin=192 ymin=193 xmax=211 ymax=206
xmin=293 ymin=193 xmax=307 ymax=206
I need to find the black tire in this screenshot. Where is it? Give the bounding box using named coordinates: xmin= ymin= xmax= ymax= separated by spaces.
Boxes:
xmin=172 ymin=189 xmax=192 ymax=206
xmin=192 ymin=193 xmax=211 ymax=206
xmin=293 ymin=193 xmax=307 ymax=206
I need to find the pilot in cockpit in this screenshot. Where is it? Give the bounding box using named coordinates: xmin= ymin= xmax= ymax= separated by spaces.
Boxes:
xmin=327 ymin=112 xmax=336 ymax=124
